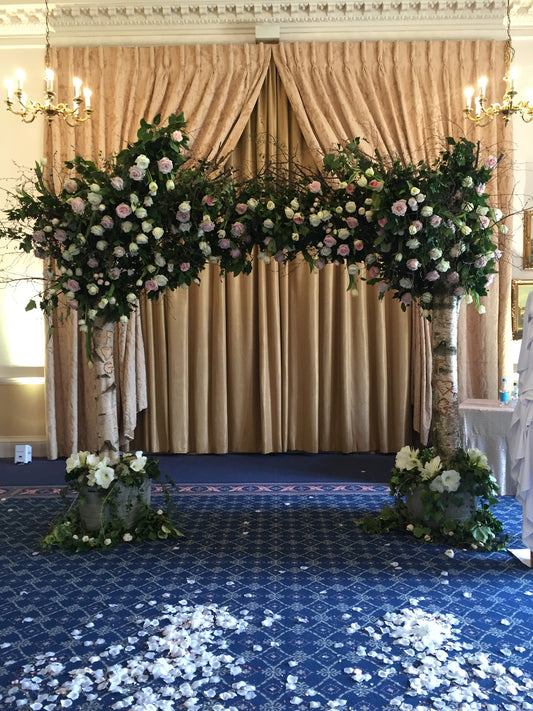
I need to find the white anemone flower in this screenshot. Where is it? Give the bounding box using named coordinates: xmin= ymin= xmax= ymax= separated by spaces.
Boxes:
xmin=441 ymin=469 xmax=461 ymax=492
xmin=130 ymin=451 xmax=147 ymax=472
xmin=94 ymin=464 xmax=115 ymax=489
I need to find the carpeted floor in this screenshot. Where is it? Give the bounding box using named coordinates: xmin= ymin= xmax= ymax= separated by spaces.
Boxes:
xmin=0 ymin=478 xmax=531 ymax=711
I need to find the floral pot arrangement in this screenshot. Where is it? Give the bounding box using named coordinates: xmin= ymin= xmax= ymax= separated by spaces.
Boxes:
xmin=357 ymin=446 xmax=509 ymax=551
xmin=41 ymin=451 xmax=183 ymax=552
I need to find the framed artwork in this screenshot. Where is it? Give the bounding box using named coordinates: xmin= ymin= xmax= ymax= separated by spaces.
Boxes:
xmin=524 ymin=211 xmax=533 ymax=269
xmin=512 ymin=279 xmax=533 ymax=339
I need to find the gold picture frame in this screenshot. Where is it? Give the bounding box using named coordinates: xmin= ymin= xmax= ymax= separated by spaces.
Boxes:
xmin=512 ymin=279 xmax=533 ymax=339
xmin=524 ymin=210 xmax=533 ymax=269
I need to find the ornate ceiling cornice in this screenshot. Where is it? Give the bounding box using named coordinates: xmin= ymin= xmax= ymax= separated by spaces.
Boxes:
xmin=3 ymin=0 xmax=532 ymax=45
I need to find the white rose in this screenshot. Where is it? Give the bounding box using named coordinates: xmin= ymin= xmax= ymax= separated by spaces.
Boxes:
xmin=155 ymin=274 xmax=168 ymax=286
xmin=345 ymin=201 xmax=357 ymax=214
xmin=247 ymin=198 xmax=258 ymax=211
xmin=96 ymin=240 xmax=108 ymax=251
xmin=357 ymin=175 xmax=368 ymax=187
xmin=309 ymin=214 xmax=321 ymax=227
xmin=87 ymin=192 xmax=102 ymax=206
xmin=135 ymin=207 xmax=148 ymax=219
xmin=290 ymin=198 xmax=299 ymax=210
xmin=460 ymin=224 xmax=472 ymax=235
xmin=429 ymin=247 xmax=442 ymax=260
xmin=420 ymin=205 xmax=433 ymax=217
xmin=152 ymin=227 xmax=164 ymax=239
xmin=179 ymin=201 xmax=191 ymax=213
xmin=136 ymin=233 xmax=149 ymax=245
xmin=135 ymin=154 xmax=150 ymax=169
xmin=91 ymin=225 xmax=104 ymax=236
xmin=86 ymin=283 xmax=99 ymax=295
xmin=436 ymin=259 xmax=450 ymax=272
xmin=285 ymin=207 xmax=295 ymax=219
xmin=263 ymin=218 xmax=274 ymax=229
xmin=476 ymin=206 xmax=489 ymax=216
xmin=142 ymin=221 xmax=153 ymax=233
xmin=126 ymin=293 xmax=137 ymax=303
xmin=166 ymin=180 xmax=175 ymax=191
xmin=406 ymin=238 xmax=420 ymax=249
xmin=337 ymin=228 xmax=350 ymax=240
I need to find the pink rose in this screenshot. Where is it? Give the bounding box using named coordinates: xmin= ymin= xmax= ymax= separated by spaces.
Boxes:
xmin=67 ymin=299 xmax=79 ymax=310
xmin=346 ymin=184 xmax=355 ymax=194
xmin=64 ymin=178 xmax=77 ymax=194
xmin=230 ymin=248 xmax=241 ymax=258
xmin=129 ymin=165 xmax=145 ymax=181
xmin=377 ymin=281 xmax=389 ymax=293
xmin=33 ymin=230 xmax=46 ymax=243
xmin=171 ymin=130 xmax=183 ymax=142
xmin=308 ymin=180 xmax=322 ymax=194
xmin=66 ymin=278 xmax=80 ymax=292
xmin=430 ymin=215 xmax=442 ymax=228
xmin=324 ymin=235 xmax=337 ymax=247
xmin=176 ymin=210 xmax=190 ymax=223
xmin=475 ymin=183 xmax=486 ymax=196
xmin=110 ymin=176 xmax=124 ymax=190
xmin=479 ymin=215 xmax=490 ymax=229
xmin=378 ymin=218 xmax=387 ymax=228
xmin=101 ymin=215 xmax=114 ymax=229
xmin=157 ymin=157 xmax=173 ymax=174
xmin=485 ymin=156 xmax=497 ymax=169
xmin=391 ymin=199 xmax=407 ymax=216
xmin=71 ymin=197 xmax=86 ymax=215
xmin=87 ymin=257 xmax=99 ymax=268
xmin=145 ymin=279 xmax=158 ymax=291
xmin=315 ymin=260 xmax=325 ymax=270
xmin=116 ymin=203 xmax=132 ymax=219
xmin=203 ymin=195 xmax=215 ymax=206
xmin=475 ymin=256 xmax=488 ymax=268
xmin=447 ymin=271 xmax=460 ymax=284
xmin=411 ymin=220 xmax=423 ymax=233
xmin=346 ymin=217 xmax=358 ymax=229
xmin=425 ymin=271 xmax=440 ymax=282
xmin=54 ymin=229 xmax=66 ymax=242
xmin=235 ymin=203 xmax=248 ymax=215
xmin=369 ymin=179 xmax=383 ymax=192
xmin=180 ymin=263 xmax=190 ymax=272
xmin=293 ymin=214 xmax=304 ymax=225
xmin=406 ymin=258 xmax=420 ymax=271
xmin=401 ymin=293 xmax=412 ymax=305
xmin=200 ymin=219 xmax=215 ymax=232
xmin=354 ymin=239 xmax=364 ymax=251
xmin=454 ymin=286 xmax=465 ymax=296
xmin=368 ymin=265 xmax=379 ymax=278
xmin=337 ymin=244 xmax=350 ymax=257
xmin=218 ymin=238 xmax=230 ymax=249
xmin=231 ymin=222 xmax=245 ymax=236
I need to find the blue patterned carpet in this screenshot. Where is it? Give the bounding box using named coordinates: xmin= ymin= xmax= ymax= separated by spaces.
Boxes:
xmin=0 ymin=483 xmax=532 ymax=710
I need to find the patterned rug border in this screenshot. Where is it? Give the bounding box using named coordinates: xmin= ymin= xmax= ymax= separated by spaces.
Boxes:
xmin=0 ymin=482 xmax=390 ymax=499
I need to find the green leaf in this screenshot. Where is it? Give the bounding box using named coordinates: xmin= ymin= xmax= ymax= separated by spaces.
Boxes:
xmin=25 ymin=300 xmax=37 ymax=312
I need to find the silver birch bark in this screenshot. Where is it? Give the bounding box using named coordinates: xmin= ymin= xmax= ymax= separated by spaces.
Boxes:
xmin=430 ymin=292 xmax=463 ymax=465
xmin=91 ymin=316 xmax=119 ymax=459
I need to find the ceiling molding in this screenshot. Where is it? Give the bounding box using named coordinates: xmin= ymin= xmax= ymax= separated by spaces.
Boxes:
xmin=2 ymin=0 xmax=532 ymax=45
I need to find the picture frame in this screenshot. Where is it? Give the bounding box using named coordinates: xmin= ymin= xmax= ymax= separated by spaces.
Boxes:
xmin=512 ymin=279 xmax=533 ymax=340
xmin=524 ymin=210 xmax=533 ymax=269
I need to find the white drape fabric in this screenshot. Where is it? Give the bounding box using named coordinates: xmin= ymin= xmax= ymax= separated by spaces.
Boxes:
xmin=509 ymin=291 xmax=533 ymax=548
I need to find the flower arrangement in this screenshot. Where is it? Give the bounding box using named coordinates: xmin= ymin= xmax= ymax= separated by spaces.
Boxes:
xmin=41 ymin=450 xmax=183 ymax=552
xmin=358 ymin=446 xmax=509 ymax=551
xmin=1 ymin=116 xmax=507 ymax=360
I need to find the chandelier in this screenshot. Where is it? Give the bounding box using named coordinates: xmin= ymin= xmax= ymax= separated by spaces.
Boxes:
xmin=4 ymin=0 xmax=92 ymax=126
xmin=464 ymin=0 xmax=533 ymax=125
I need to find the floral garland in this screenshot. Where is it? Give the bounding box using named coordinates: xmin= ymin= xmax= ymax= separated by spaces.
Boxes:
xmin=1 ymin=114 xmax=507 ymax=355
xmin=357 ymin=446 xmax=509 ymax=551
xmin=41 ymin=450 xmax=183 ymax=552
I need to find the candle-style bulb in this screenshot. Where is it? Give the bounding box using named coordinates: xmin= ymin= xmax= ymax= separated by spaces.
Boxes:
xmin=5 ymin=78 xmax=14 ymax=100
xmin=464 ymin=86 xmax=474 ymax=110
xmin=44 ymin=68 xmax=54 ymax=92
xmin=83 ymin=88 xmax=91 ymax=108
xmin=478 ymin=76 xmax=488 ymax=98
xmin=73 ymin=77 xmax=82 ymax=97
xmin=14 ymin=69 xmax=25 ymax=91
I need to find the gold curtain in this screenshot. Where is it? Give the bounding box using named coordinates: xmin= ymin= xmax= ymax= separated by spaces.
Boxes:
xmin=44 ymin=41 xmax=513 ymax=458
xmin=272 ymin=40 xmax=513 ymax=442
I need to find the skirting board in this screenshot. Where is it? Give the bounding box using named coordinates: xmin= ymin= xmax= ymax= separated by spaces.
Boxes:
xmin=0 ymin=438 xmax=48 ymax=459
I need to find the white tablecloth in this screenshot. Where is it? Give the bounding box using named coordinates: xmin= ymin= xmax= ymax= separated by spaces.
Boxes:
xmin=459 ymin=398 xmax=516 ymax=496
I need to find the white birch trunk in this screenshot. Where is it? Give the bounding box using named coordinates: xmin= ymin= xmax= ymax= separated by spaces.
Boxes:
xmin=430 ymin=293 xmax=463 ymax=465
xmin=91 ymin=316 xmax=119 ymax=459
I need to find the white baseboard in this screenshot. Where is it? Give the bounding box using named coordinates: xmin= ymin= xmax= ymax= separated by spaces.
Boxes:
xmin=0 ymin=437 xmax=48 ymax=459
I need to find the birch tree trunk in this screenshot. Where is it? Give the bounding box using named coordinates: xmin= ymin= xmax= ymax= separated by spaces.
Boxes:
xmin=91 ymin=316 xmax=119 ymax=459
xmin=430 ymin=292 xmax=463 ymax=465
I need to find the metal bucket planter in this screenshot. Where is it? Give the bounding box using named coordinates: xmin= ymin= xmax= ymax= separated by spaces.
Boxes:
xmin=78 ymin=480 xmax=151 ymax=532
xmin=405 ymin=486 xmax=478 ymax=526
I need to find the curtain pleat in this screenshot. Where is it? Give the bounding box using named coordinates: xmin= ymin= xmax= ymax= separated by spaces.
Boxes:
xmin=44 ymin=41 xmax=513 ymax=458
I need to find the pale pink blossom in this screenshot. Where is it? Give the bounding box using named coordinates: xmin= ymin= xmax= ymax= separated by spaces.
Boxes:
xmin=101 ymin=215 xmax=114 ymax=229
xmin=67 ymin=299 xmax=79 ymax=310
xmin=116 ymin=203 xmax=132 ymax=219
xmin=171 ymin=130 xmax=183 ymax=142
xmin=293 ymin=214 xmax=304 ymax=225
xmin=406 ymin=258 xmax=420 ymax=271
xmin=231 ymin=222 xmax=245 ymax=236
xmin=218 ymin=238 xmax=230 ymax=249
xmin=64 ymin=178 xmax=77 ymax=194
xmin=145 ymin=279 xmax=158 ymax=291
xmin=129 ymin=165 xmax=145 ymax=181
xmin=176 ymin=210 xmax=190 ymax=223
xmin=479 ymin=215 xmax=490 ymax=229
xmin=346 ymin=183 xmax=355 ymax=194
xmin=203 ymin=195 xmax=215 ymax=206
xmin=368 ymin=265 xmax=379 ymax=278
xmin=369 ymin=179 xmax=383 ymax=192
xmin=346 ymin=217 xmax=358 ymax=229
xmin=71 ymin=197 xmax=86 ymax=214
xmin=337 ymin=244 xmax=350 ymax=257
xmin=200 ymin=219 xmax=215 ymax=232
xmin=230 ymin=248 xmax=241 ymax=258
xmin=485 ymin=156 xmax=497 ymax=169
xmin=66 ymin=278 xmax=80 ymax=292
xmin=447 ymin=271 xmax=460 ymax=283
xmin=377 ymin=281 xmax=389 ymax=293
xmin=54 ymin=229 xmax=67 ymax=242
xmin=475 ymin=256 xmax=488 ymax=268
xmin=180 ymin=262 xmax=190 ymax=272
xmin=110 ymin=176 xmax=124 ymax=190
xmin=308 ymin=180 xmax=322 ymax=194
xmin=235 ymin=203 xmax=248 ymax=215
xmin=378 ymin=218 xmax=387 ymax=228
xmin=354 ymin=239 xmax=364 ymax=251
xmin=33 ymin=230 xmax=46 ymax=243
xmin=157 ymin=157 xmax=173 ymax=174
xmin=324 ymin=235 xmax=337 ymax=248
xmin=425 ymin=270 xmax=440 ymax=281
xmin=391 ymin=199 xmax=407 ymax=216
xmin=430 ymin=214 xmax=442 ymax=228
xmin=401 ymin=293 xmax=412 ymax=304
xmin=475 ymin=183 xmax=486 ymax=196
xmin=87 ymin=257 xmax=99 ymax=268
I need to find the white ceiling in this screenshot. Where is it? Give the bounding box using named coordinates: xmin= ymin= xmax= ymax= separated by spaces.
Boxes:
xmin=3 ymin=0 xmax=533 ymax=46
